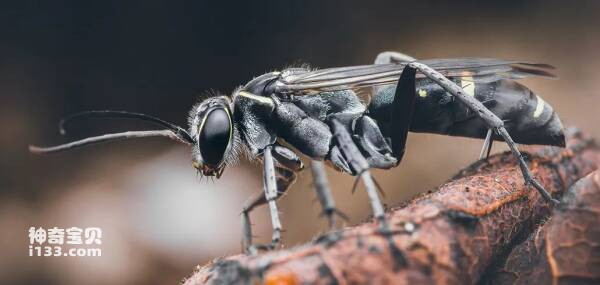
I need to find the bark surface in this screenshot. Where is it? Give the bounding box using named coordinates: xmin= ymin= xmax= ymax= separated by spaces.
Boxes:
xmin=182 ymin=129 xmax=599 ymax=285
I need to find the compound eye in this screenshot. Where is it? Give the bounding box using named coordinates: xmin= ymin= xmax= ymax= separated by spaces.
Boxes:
xmin=198 ymin=108 xmax=231 ymax=166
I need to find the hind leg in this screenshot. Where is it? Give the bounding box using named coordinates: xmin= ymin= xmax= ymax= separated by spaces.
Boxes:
xmin=375 ymin=52 xmax=499 ymax=162
xmin=407 ymin=61 xmax=559 ymax=204
xmin=479 ymin=128 xmax=494 ymax=160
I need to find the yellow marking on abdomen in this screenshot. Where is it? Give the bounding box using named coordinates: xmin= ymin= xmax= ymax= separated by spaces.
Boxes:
xmin=533 ymin=95 xmax=546 ymax=118
xmin=418 ymin=89 xmax=427 ymax=97
xmin=460 ymin=76 xmax=475 ymax=97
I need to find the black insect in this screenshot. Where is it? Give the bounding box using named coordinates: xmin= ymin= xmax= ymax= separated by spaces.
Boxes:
xmin=30 ymin=51 xmax=565 ymax=254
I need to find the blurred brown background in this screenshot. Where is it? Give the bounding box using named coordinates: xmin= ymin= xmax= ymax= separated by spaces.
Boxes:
xmin=1 ymin=1 xmax=599 ymax=284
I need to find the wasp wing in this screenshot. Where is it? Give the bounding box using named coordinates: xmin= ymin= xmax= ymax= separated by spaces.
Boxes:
xmin=273 ymin=58 xmax=556 ymax=94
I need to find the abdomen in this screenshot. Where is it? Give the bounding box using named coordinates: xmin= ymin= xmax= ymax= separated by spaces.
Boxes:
xmin=369 ymin=78 xmax=565 ymax=146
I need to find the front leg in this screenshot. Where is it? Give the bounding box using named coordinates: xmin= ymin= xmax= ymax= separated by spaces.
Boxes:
xmin=262 ymin=146 xmax=282 ymax=247
xmin=242 ymin=146 xmax=282 ymax=254
xmin=241 ymin=145 xmax=302 ymax=254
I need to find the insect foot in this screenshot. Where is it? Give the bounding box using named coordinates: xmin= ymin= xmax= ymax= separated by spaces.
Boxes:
xmin=496 ymin=127 xmax=561 ymax=205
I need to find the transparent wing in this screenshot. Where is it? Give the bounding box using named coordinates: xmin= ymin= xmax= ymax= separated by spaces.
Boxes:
xmin=273 ymin=58 xmax=556 ymax=94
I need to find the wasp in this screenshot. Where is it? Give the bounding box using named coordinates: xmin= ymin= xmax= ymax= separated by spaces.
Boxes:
xmin=30 ymin=51 xmax=564 ymax=253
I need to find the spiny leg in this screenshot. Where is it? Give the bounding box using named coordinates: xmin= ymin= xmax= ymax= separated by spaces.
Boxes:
xmin=329 ymin=119 xmax=407 ymax=269
xmin=241 ymin=146 xmax=286 ymax=254
xmin=497 ymin=127 xmax=557 ymax=203
xmin=330 ymin=120 xmax=385 ymax=223
xmin=408 ymin=62 xmax=559 ymax=205
xmin=479 ymin=128 xmax=494 ymax=160
xmin=241 ymin=205 xmax=255 ymax=254
xmin=263 ymin=146 xmax=281 ymax=248
xmin=263 ymin=146 xmax=283 ymax=248
xmin=241 ymin=188 xmax=287 ymax=254
xmin=241 ymin=191 xmax=270 ymax=255
xmin=310 ymin=160 xmax=348 ymax=229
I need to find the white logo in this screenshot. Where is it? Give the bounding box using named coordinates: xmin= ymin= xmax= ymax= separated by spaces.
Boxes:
xmin=28 ymin=227 xmax=102 ymax=257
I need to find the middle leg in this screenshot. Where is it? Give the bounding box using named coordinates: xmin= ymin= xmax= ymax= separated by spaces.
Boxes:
xmin=329 ymin=118 xmax=408 ymax=269
xmin=310 ymin=64 xmax=419 ymax=231
xmin=310 ymin=160 xmax=349 ymax=230
xmin=329 ymin=119 xmax=386 ymax=225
